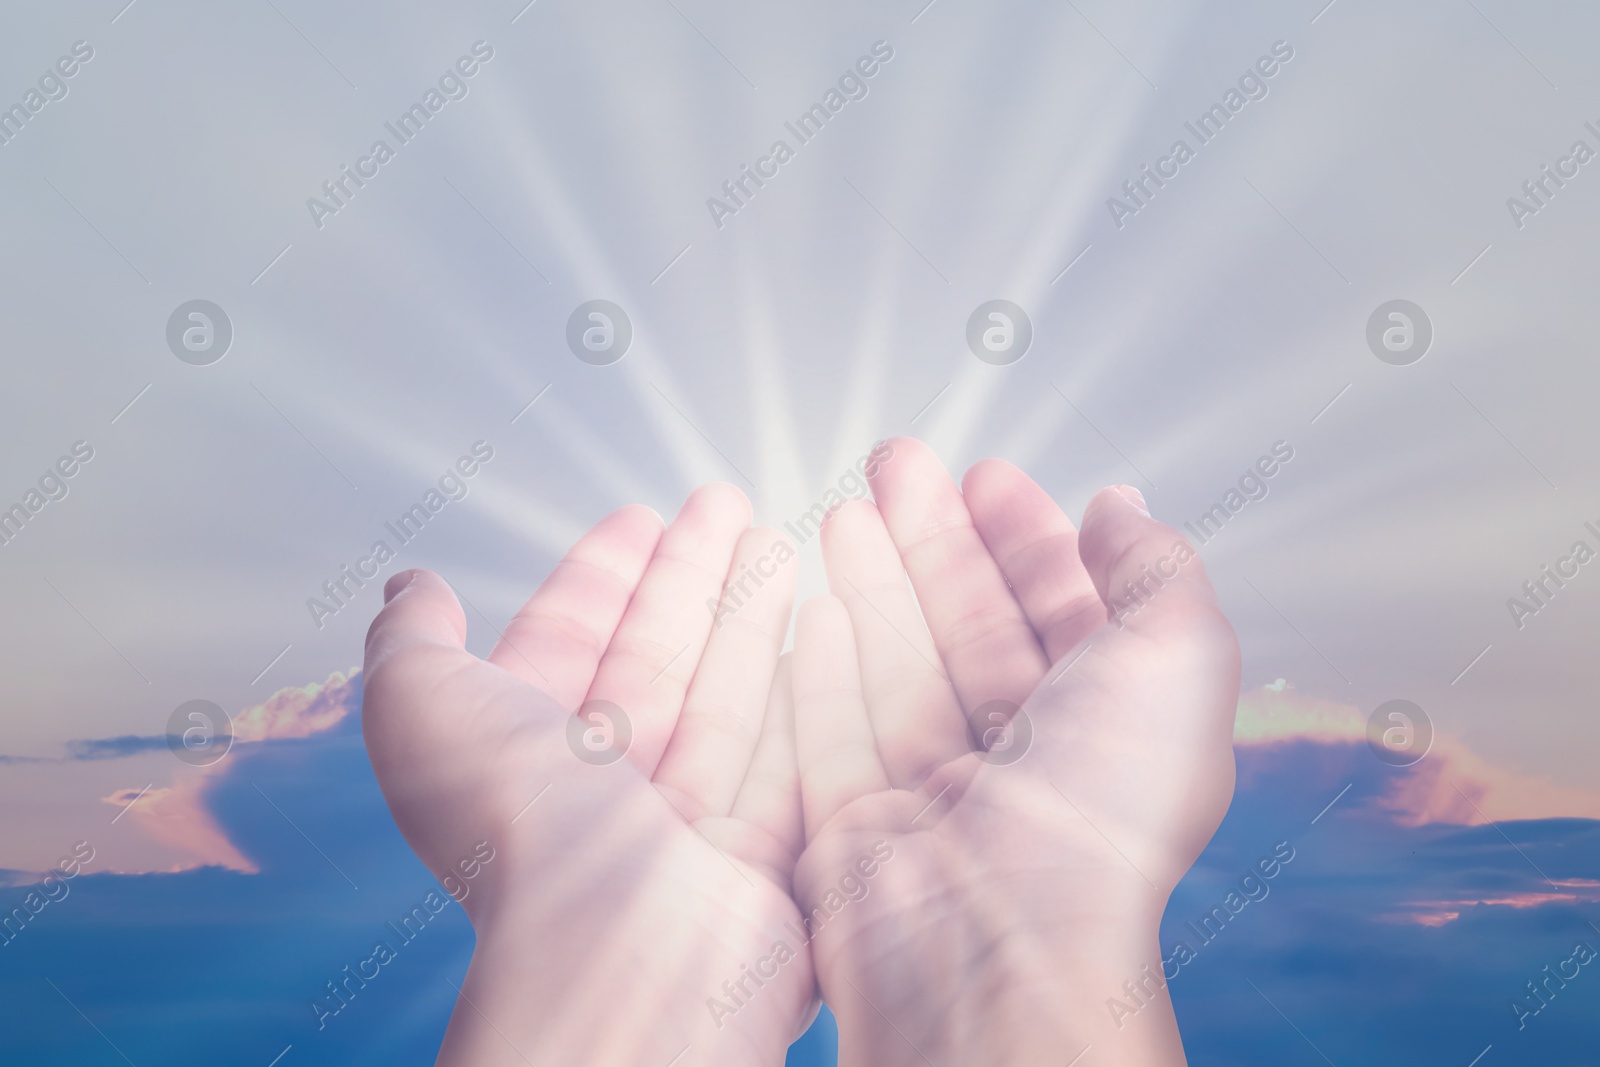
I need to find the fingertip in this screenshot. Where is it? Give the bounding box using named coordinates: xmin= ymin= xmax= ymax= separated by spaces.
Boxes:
xmin=961 ymin=456 xmax=1026 ymax=499
xmin=365 ymin=569 xmax=467 ymax=668
xmin=962 ymin=457 xmax=1062 ymax=531
xmin=876 ymin=435 xmax=941 ymax=470
xmin=1081 ymin=484 xmax=1152 ymax=533
xmin=383 ymin=569 xmax=422 ymax=604
xmin=1079 ymin=486 xmax=1213 ymax=622
xmin=820 ymin=497 xmax=878 ymax=543
xmin=877 ymin=435 xmax=919 ymax=455
xmin=609 ymin=501 xmax=666 ymax=534
xmin=867 ymin=437 xmax=948 ymax=497
xmin=1113 ymin=484 xmax=1149 ymax=515
xmin=683 ymin=481 xmax=754 ymax=528
xmin=598 ymin=502 xmax=669 ymax=563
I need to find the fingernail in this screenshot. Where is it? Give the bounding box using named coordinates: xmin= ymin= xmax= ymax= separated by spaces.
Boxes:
xmin=384 ymin=570 xmax=419 ymax=604
xmin=1114 ymin=485 xmax=1149 ymax=516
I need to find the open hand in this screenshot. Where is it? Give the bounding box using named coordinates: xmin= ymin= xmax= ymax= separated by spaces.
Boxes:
xmin=790 ymin=440 xmax=1240 ymax=1066
xmin=362 ymin=486 xmax=815 ymax=1066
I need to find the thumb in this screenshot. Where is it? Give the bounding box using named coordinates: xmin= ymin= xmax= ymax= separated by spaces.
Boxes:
xmin=361 ymin=569 xmax=474 ymax=787
xmin=363 ymin=569 xmax=467 ymax=677
xmin=1077 ymin=487 xmax=1220 ymax=634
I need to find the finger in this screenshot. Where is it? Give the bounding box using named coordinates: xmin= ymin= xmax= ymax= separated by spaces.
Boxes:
xmin=487 ymin=504 xmax=663 ymax=707
xmin=821 ymin=499 xmax=968 ymax=788
xmin=962 ymin=458 xmax=1106 ymax=661
xmin=792 ymin=596 xmax=890 ymax=841
xmin=1077 ymin=486 xmax=1223 ymax=636
xmin=362 ymin=570 xmax=473 ymax=754
xmin=728 ymin=654 xmax=804 ymax=865
xmin=653 ymin=527 xmax=798 ymax=819
xmin=584 ymin=483 xmax=753 ymax=775
xmin=867 ymin=437 xmax=1049 ymax=711
xmin=1076 ymin=486 xmax=1240 ymax=757
xmin=364 ymin=569 xmax=467 ymax=674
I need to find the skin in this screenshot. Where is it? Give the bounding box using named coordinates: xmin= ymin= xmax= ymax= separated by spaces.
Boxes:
xmin=791 ymin=439 xmax=1240 ymax=1066
xmin=362 ymin=440 xmax=1240 ymax=1065
xmin=361 ymin=485 xmax=817 ymax=1066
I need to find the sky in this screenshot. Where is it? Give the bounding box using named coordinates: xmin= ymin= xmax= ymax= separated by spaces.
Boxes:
xmin=2 ymin=0 xmax=1599 ymax=1062
xmin=2 ymin=675 xmax=1597 ymax=1064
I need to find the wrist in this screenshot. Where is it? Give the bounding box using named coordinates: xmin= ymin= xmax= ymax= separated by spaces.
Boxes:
xmin=438 ymin=899 xmax=807 ymax=1067
xmin=973 ymin=929 xmax=1185 ymax=1067
xmin=830 ymin=907 xmax=1185 ymax=1067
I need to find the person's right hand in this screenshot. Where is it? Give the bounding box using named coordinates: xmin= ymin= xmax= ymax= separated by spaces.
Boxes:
xmin=790 ymin=440 xmax=1240 ymax=1066
xmin=362 ymin=486 xmax=814 ymax=1067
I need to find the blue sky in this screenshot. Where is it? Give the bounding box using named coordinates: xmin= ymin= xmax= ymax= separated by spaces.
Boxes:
xmin=0 ymin=689 xmax=840 ymax=1065
xmin=2 ymin=677 xmax=1596 ymax=1065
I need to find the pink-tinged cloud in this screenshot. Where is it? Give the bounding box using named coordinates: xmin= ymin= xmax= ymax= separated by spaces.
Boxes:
xmin=1233 ymin=682 xmax=1366 ymax=744
xmin=102 ymin=782 xmax=257 ymax=874
xmin=232 ymin=669 xmax=359 ymax=742
xmin=1385 ymin=739 xmax=1600 ymax=826
xmin=1233 ymin=682 xmax=1600 ymax=826
xmin=1393 ymin=881 xmax=1600 ymax=927
xmin=97 ymin=669 xmax=361 ymax=874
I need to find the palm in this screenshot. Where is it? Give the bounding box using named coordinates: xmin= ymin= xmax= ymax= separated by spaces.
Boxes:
xmin=791 ymin=440 xmax=1238 ymax=1066
xmin=362 ymin=489 xmax=815 ymax=1066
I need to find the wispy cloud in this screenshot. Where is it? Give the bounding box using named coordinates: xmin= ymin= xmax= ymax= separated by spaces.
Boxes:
xmin=64 ymin=735 xmax=170 ymax=760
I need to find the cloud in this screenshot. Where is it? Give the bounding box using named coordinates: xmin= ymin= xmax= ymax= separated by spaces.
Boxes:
xmin=0 ymin=672 xmax=366 ymax=879
xmin=91 ymin=671 xmax=364 ymax=874
xmin=1 ymin=669 xmax=360 ymax=770
xmin=64 ymin=735 xmax=171 ymax=760
xmin=0 ymin=719 xmax=470 ymax=1064
xmin=1164 ymin=733 xmax=1600 ymax=1065
xmin=1391 ymin=879 xmax=1600 ymax=927
xmin=1385 ymin=737 xmax=1600 ymax=827
xmin=1233 ymin=680 xmax=1365 ymax=743
xmin=232 ymin=669 xmax=361 ymax=742
xmin=1232 ymin=682 xmax=1600 ymax=826
xmin=100 ymin=781 xmax=257 ymax=874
